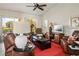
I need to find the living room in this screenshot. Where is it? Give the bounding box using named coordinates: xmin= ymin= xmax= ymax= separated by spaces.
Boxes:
xmin=0 ymin=3 xmax=79 ymax=56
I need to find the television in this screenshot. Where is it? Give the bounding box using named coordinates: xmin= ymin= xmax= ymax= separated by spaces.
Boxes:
xmin=53 ymin=25 xmax=64 ymax=33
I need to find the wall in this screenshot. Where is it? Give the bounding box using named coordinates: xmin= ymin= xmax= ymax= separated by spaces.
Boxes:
xmin=0 ymin=18 xmax=2 ymax=41
xmin=0 ymin=10 xmax=41 ymax=55
xmin=0 ymin=18 xmax=2 ymax=34
xmin=22 ymin=13 xmax=41 ymax=28
xmin=13 ymin=21 xmax=30 ymax=34
xmin=0 ymin=10 xmax=21 ymax=18
xmin=42 ymin=4 xmax=79 ymax=35
xmin=0 ymin=10 xmax=42 ymax=34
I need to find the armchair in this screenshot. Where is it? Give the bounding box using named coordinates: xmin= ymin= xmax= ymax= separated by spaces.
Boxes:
xmin=4 ymin=33 xmax=32 ymax=56
xmin=4 ymin=33 xmax=16 ymax=56
xmin=60 ymin=30 xmax=79 ymax=54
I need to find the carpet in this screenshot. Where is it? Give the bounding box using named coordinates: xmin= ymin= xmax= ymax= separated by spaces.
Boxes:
xmin=33 ymin=41 xmax=68 ymax=56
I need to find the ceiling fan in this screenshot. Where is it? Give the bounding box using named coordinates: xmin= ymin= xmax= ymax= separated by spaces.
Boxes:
xmin=26 ymin=3 xmax=47 ymax=11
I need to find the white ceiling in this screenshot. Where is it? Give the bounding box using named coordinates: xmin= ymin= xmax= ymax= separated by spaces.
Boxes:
xmin=0 ymin=3 xmax=57 ymax=16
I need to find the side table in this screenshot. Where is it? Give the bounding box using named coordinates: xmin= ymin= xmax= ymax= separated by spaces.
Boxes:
xmin=68 ymin=45 xmax=79 ymax=55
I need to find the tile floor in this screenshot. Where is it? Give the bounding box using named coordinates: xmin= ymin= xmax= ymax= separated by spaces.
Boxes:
xmin=0 ymin=42 xmax=5 ymax=56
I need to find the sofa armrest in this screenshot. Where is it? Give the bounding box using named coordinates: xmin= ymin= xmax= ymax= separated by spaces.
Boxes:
xmin=60 ymin=39 xmax=69 ymax=53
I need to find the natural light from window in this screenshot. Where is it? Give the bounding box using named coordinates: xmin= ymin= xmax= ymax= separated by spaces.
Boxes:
xmin=2 ymin=17 xmax=19 ymax=33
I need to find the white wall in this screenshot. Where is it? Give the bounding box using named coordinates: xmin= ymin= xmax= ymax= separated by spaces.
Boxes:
xmin=42 ymin=4 xmax=79 ymax=35
xmin=0 ymin=18 xmax=2 ymax=36
xmin=21 ymin=13 xmax=42 ymax=28
xmin=13 ymin=21 xmax=30 ymax=34
xmin=0 ymin=10 xmax=42 ymax=34
xmin=0 ymin=18 xmax=2 ymax=42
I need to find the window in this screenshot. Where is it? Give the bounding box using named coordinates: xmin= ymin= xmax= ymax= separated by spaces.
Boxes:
xmin=2 ymin=17 xmax=19 ymax=33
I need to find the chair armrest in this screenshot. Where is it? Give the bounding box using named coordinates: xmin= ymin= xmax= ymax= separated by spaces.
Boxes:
xmin=60 ymin=39 xmax=69 ymax=53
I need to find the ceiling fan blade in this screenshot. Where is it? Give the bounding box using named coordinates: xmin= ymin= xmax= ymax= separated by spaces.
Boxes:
xmin=34 ymin=3 xmax=39 ymax=7
xmin=33 ymin=7 xmax=37 ymax=11
xmin=26 ymin=6 xmax=35 ymax=7
xmin=38 ymin=7 xmax=44 ymax=11
xmin=39 ymin=4 xmax=47 ymax=7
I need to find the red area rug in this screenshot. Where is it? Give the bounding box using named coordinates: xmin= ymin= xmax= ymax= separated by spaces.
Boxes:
xmin=33 ymin=42 xmax=68 ymax=56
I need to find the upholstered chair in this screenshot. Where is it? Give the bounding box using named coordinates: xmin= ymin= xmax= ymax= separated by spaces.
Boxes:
xmin=4 ymin=33 xmax=16 ymax=56
xmin=60 ymin=35 xmax=78 ymax=54
xmin=4 ymin=33 xmax=31 ymax=56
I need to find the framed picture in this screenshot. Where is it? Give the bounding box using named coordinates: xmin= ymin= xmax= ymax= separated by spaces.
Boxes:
xmin=53 ymin=25 xmax=64 ymax=33
xmin=70 ymin=17 xmax=79 ymax=28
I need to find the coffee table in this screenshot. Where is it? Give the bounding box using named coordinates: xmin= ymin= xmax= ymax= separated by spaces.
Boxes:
xmin=35 ymin=39 xmax=51 ymax=50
